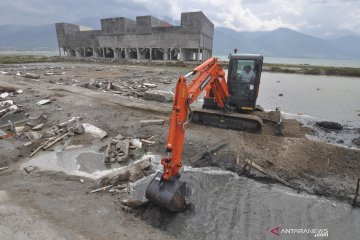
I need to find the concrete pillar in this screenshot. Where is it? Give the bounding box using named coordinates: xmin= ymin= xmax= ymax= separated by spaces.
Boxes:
xmin=163 ymin=48 xmax=168 ymax=61
xmin=124 ymin=48 xmax=129 ymax=59
xmin=137 ymin=48 xmax=141 ymax=60
xmin=197 ymin=48 xmax=200 ymax=61
xmin=149 ymin=48 xmax=152 ymax=61
xmin=58 ymin=47 xmax=61 ymax=57
xmin=93 ymin=48 xmax=98 ymax=58
xmin=102 ymin=48 xmax=105 ymax=58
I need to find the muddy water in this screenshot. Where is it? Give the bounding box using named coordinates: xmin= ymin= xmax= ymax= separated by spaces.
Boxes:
xmin=133 ymin=168 xmax=360 ymax=240
xmin=258 ymin=72 xmax=360 ymax=128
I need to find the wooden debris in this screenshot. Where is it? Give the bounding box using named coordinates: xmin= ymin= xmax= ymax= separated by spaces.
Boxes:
xmin=90 ymin=184 xmax=113 ymax=193
xmin=0 ymin=166 xmax=9 ymax=171
xmin=140 ymin=119 xmax=165 ymax=126
xmin=245 ymin=159 xmax=291 ymax=187
xmin=104 ymin=137 xmax=113 ymax=164
xmin=190 ymin=141 xmax=228 ymax=163
xmin=29 ymin=140 xmax=50 ymax=157
xmin=140 ymin=139 xmax=156 ymax=144
xmin=43 ymin=133 xmax=69 ymax=150
xmin=353 ymin=178 xmax=360 ymax=207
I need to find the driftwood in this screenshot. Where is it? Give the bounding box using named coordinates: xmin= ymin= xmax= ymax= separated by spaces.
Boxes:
xmin=245 ymin=159 xmax=291 ymax=187
xmin=43 ymin=133 xmax=69 ymax=150
xmin=353 ymin=178 xmax=360 ymax=207
xmin=190 ymin=141 xmax=228 ymax=163
xmin=29 ymin=140 xmax=51 ymax=157
xmin=0 ymin=166 xmax=9 ymax=171
xmin=91 ymin=184 xmax=113 ymax=193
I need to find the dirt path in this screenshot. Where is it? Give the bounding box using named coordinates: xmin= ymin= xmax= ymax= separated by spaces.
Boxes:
xmin=0 ymin=62 xmax=359 ymax=239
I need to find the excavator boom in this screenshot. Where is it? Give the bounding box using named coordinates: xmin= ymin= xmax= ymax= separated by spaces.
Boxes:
xmin=146 ymin=57 xmax=229 ymax=211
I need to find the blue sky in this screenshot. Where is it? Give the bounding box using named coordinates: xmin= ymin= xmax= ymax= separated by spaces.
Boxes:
xmin=0 ymin=0 xmax=359 ymax=38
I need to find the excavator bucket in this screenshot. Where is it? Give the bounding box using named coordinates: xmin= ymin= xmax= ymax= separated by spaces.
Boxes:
xmin=145 ymin=172 xmax=187 ymax=212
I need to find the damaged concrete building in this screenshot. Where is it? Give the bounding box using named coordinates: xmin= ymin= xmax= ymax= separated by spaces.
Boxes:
xmin=55 ymin=11 xmax=214 ymax=61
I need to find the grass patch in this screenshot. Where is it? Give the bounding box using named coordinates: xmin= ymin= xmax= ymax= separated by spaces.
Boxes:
xmin=0 ymin=55 xmax=52 ymax=64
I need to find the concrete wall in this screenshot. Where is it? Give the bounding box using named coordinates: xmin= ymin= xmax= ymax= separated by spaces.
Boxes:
xmin=55 ymin=11 xmax=214 ymax=61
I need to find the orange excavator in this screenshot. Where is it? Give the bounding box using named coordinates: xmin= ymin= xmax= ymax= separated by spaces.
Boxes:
xmin=146 ymin=55 xmax=280 ymax=211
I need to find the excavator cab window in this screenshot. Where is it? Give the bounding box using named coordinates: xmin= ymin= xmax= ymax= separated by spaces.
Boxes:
xmin=229 ymin=59 xmax=256 ymax=98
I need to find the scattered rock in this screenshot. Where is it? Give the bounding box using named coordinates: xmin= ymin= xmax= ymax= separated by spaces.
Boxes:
xmin=143 ymin=83 xmax=157 ymax=88
xmin=23 ymin=166 xmax=38 ymax=174
xmin=352 ymin=137 xmax=360 ymax=147
xmin=130 ymin=139 xmax=142 ymax=149
xmin=32 ymin=123 xmax=44 ymax=131
xmin=143 ymin=89 xmax=174 ymax=102
xmin=36 ymin=99 xmax=52 ymax=105
xmin=316 ymin=121 xmax=343 ymax=130
xmin=278 ymin=93 xmax=283 ymax=97
xmin=24 ymin=73 xmax=40 ymax=79
xmin=82 ymin=123 xmax=107 ymax=139
xmin=24 ymin=141 xmax=32 ymax=147
xmin=25 ymin=131 xmax=43 ymax=140
xmin=121 ymin=198 xmax=146 ymax=208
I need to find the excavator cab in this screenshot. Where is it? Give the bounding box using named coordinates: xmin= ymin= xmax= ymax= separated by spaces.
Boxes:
xmin=203 ymin=54 xmax=263 ymax=112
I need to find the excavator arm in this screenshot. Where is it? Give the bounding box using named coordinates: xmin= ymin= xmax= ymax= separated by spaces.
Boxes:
xmin=162 ymin=57 xmax=229 ymax=180
xmin=146 ymin=57 xmax=229 ymax=211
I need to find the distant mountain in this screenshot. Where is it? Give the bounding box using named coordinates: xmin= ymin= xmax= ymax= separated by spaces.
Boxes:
xmin=0 ymin=23 xmax=359 ymax=60
xmin=214 ymin=27 xmax=360 ymax=59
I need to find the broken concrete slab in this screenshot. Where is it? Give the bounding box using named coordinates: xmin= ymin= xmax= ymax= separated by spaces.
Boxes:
xmin=143 ymin=89 xmax=174 ymax=102
xmin=99 ymin=155 xmax=153 ymax=187
xmin=82 ymin=123 xmax=107 ymax=139
xmin=139 ymin=119 xmax=165 ymax=126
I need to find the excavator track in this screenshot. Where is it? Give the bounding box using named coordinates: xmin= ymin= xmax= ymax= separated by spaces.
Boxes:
xmin=191 ymin=108 xmax=263 ymax=132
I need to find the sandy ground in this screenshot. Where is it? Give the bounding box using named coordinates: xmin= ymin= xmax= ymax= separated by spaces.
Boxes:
xmin=0 ymin=61 xmax=359 ymax=239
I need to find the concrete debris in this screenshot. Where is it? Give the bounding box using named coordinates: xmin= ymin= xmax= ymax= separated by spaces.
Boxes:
xmin=99 ymin=155 xmax=153 ymax=187
xmin=316 ymin=121 xmax=343 ymax=130
xmin=130 ymin=139 xmax=142 ymax=149
xmin=0 ymin=93 xmax=10 ymax=99
xmin=143 ymin=89 xmax=174 ymax=102
xmin=143 ymin=83 xmax=157 ymax=88
xmin=25 ymin=131 xmax=43 ymax=140
xmin=32 ymin=123 xmax=44 ymax=131
xmin=139 ymin=119 xmax=165 ymax=126
xmin=0 ymin=71 xmax=9 ymax=75
xmin=24 ymin=73 xmax=40 ymax=79
xmin=105 ymin=137 xmax=130 ymax=163
xmin=36 ymin=99 xmax=52 ymax=105
xmin=24 ymin=142 xmax=32 ymax=147
xmin=82 ymin=123 xmax=107 ymax=139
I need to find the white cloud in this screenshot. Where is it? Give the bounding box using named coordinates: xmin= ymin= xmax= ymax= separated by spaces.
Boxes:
xmin=0 ymin=0 xmax=359 ymax=37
